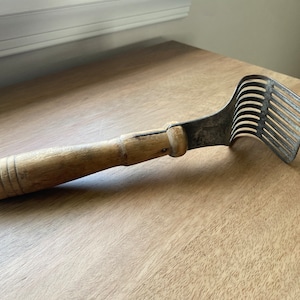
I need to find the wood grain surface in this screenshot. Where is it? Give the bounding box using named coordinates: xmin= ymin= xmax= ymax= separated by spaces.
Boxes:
xmin=1 ymin=41 xmax=300 ymax=299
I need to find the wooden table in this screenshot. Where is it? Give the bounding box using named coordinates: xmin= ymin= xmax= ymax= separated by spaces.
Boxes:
xmin=1 ymin=41 xmax=300 ymax=299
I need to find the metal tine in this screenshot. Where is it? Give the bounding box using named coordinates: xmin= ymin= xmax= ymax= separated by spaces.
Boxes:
xmin=263 ymin=125 xmax=298 ymax=162
xmin=269 ymin=100 xmax=300 ymax=131
xmin=231 ymin=131 xmax=257 ymax=142
xmin=231 ymin=112 xmax=260 ymax=141
xmin=272 ymin=89 xmax=300 ymax=114
xmin=266 ymin=110 xmax=299 ymax=142
xmin=232 ymin=112 xmax=259 ymax=132
xmin=230 ymin=131 xmax=258 ymax=144
xmin=236 ymin=85 xmax=267 ymax=98
xmin=232 ymin=114 xmax=260 ymax=132
xmin=271 ymin=84 xmax=300 ymax=113
xmin=260 ymin=124 xmax=297 ymax=162
xmin=236 ymin=79 xmax=268 ymax=93
xmin=231 ymin=94 xmax=261 ymax=132
xmin=234 ymin=89 xmax=265 ymax=110
xmin=236 ymin=88 xmax=266 ymax=102
xmin=267 ymin=106 xmax=300 ymax=140
xmin=232 ymin=111 xmax=259 ymax=127
xmin=265 ymin=116 xmax=298 ymax=147
xmin=228 ymin=75 xmax=300 ymax=163
xmin=274 ymin=79 xmax=300 ymax=101
xmin=263 ymin=121 xmax=294 ymax=154
xmin=231 ymin=123 xmax=258 ymax=141
xmin=230 ymin=74 xmax=267 ymax=104
xmin=264 ymin=122 xmax=296 ymax=154
xmin=231 ymin=94 xmax=264 ymax=129
xmin=261 ymin=133 xmax=292 ymax=163
xmin=235 ymin=82 xmax=266 ymax=102
xmin=234 ymin=98 xmax=262 ymax=112
xmin=233 ymin=78 xmax=295 ymax=161
xmin=233 ymin=98 xmax=263 ymax=118
xmin=273 ymin=84 xmax=300 ymax=113
xmin=269 ymin=98 xmax=300 ymax=128
xmin=269 ymin=85 xmax=300 ymax=146
xmin=235 ymin=102 xmax=262 ymax=113
xmin=235 ymin=96 xmax=264 ymax=109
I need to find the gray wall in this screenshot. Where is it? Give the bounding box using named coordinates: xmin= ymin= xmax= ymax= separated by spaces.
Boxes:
xmin=1 ymin=0 xmax=299 ymax=88
xmin=180 ymin=0 xmax=300 ymax=78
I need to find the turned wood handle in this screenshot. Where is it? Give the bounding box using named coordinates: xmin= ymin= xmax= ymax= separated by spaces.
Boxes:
xmin=0 ymin=124 xmax=187 ymax=200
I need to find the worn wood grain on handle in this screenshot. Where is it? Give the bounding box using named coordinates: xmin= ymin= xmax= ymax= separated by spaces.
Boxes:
xmin=0 ymin=125 xmax=187 ymax=200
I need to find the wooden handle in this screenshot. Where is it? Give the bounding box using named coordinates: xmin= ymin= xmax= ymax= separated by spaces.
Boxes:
xmin=0 ymin=125 xmax=187 ymax=200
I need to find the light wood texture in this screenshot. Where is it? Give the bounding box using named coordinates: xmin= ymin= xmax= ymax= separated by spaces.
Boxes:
xmin=1 ymin=41 xmax=300 ymax=299
xmin=0 ymin=125 xmax=187 ymax=199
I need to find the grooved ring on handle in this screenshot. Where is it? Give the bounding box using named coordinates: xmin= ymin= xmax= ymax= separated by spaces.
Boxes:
xmin=0 ymin=156 xmax=24 ymax=199
xmin=165 ymin=124 xmax=188 ymax=157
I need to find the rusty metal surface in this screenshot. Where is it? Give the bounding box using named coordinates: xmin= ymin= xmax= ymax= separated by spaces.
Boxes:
xmin=179 ymin=75 xmax=300 ymax=163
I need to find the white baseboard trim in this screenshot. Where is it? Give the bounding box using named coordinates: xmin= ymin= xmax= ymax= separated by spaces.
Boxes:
xmin=0 ymin=0 xmax=191 ymax=57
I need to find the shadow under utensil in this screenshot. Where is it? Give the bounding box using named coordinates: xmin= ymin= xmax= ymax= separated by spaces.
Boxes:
xmin=0 ymin=136 xmax=286 ymax=216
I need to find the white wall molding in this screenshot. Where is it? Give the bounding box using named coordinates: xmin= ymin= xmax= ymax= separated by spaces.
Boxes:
xmin=0 ymin=0 xmax=191 ymax=57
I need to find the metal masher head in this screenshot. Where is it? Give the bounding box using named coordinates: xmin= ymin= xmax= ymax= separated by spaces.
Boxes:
xmin=180 ymin=74 xmax=300 ymax=163
xmin=230 ymin=75 xmax=300 ymax=163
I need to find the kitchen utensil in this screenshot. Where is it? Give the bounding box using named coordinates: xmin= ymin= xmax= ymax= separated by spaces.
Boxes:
xmin=1 ymin=75 xmax=299 ymax=200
